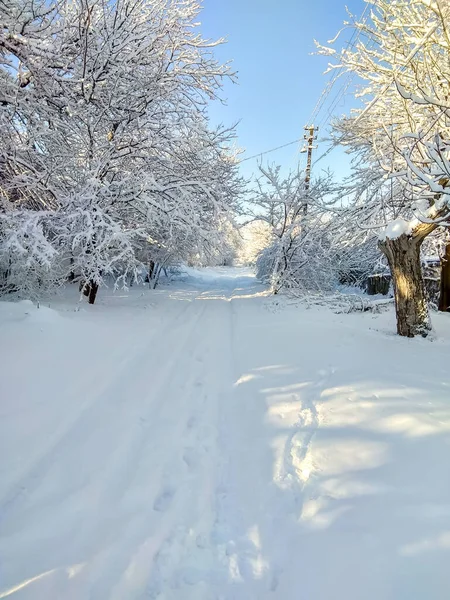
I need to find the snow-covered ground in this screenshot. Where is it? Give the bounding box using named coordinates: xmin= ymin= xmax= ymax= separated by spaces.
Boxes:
xmin=1 ymin=266 xmax=450 ymax=600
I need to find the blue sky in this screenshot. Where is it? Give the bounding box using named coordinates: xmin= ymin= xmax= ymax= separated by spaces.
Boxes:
xmin=200 ymin=0 xmax=367 ymax=183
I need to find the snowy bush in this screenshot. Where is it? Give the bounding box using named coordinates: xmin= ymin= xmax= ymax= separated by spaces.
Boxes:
xmin=0 ymin=211 xmax=62 ymax=298
xmin=250 ymin=165 xmax=381 ymax=295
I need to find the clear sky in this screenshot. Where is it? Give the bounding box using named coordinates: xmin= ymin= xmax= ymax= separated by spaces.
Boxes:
xmin=199 ymin=0 xmax=367 ymax=183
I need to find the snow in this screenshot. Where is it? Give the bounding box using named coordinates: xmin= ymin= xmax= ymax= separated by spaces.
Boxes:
xmin=1 ymin=267 xmax=450 ymax=599
xmin=379 ymin=217 xmax=418 ymax=241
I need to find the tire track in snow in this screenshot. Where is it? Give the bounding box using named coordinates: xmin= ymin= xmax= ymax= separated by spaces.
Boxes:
xmin=142 ymin=299 xmax=235 ymax=600
xmin=59 ymin=300 xmax=211 ymax=599
xmin=0 ymin=298 xmax=195 ymax=522
xmin=80 ymin=297 xmax=234 ymax=599
xmin=0 ymin=298 xmax=211 ymax=600
xmin=0 ymin=277 xmax=264 ymax=600
xmin=140 ymin=285 xmax=254 ymax=600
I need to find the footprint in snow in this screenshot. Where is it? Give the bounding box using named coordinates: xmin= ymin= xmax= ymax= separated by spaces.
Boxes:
xmin=187 ymin=414 xmax=198 ymax=430
xmin=153 ymin=486 xmax=176 ymax=512
xmin=197 ymin=424 xmax=212 ymax=442
xmin=270 ymin=566 xmax=283 ymax=592
xmin=183 ymin=447 xmax=201 ymax=469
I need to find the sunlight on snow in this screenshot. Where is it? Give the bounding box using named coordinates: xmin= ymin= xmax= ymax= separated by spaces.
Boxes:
xmin=0 ymin=570 xmax=56 ymax=599
xmin=319 ymin=385 xmax=450 ymax=437
xmin=227 ymin=554 xmax=243 ymax=582
xmin=271 ymin=434 xmax=291 ymax=486
xmin=246 ymin=525 xmax=270 ymax=579
xmin=300 ymin=497 xmax=352 ymax=530
xmin=318 ymin=477 xmax=387 ymax=500
xmin=271 ymin=433 xmax=315 ymax=487
xmin=266 ymin=400 xmax=304 ymax=427
xmin=311 ymin=438 xmax=389 ymax=477
xmin=189 ymin=288 xmax=270 ymax=302
xmin=264 ymin=374 xmax=450 ymax=536
xmin=67 ymin=563 xmax=85 ymax=579
xmin=400 ymin=532 xmax=450 ymax=557
xmin=234 ymin=373 xmax=259 ymax=387
xmin=0 ymin=563 xmax=86 ymax=599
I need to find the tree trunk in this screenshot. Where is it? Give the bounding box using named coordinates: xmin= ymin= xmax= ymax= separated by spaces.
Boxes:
xmin=152 ymin=265 xmax=162 ymax=289
xmin=79 ymin=280 xmax=90 ymax=296
xmin=379 ymin=234 xmax=431 ymax=338
xmin=272 ymin=237 xmax=291 ymax=294
xmin=88 ymin=280 xmax=99 ymax=305
xmin=439 ymin=243 xmax=450 ymax=312
xmin=367 ymin=274 xmax=391 ymax=296
xmin=68 ymin=256 xmax=75 ymax=282
xmin=146 ymin=260 xmax=156 ymax=285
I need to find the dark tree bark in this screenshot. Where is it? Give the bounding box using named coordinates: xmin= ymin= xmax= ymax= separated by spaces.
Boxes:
xmin=367 ymin=274 xmax=391 ymax=296
xmin=145 ymin=260 xmax=156 ymax=284
xmin=152 ymin=265 xmax=162 ymax=289
xmin=88 ymin=280 xmax=99 ymax=304
xmin=79 ymin=279 xmax=99 ymax=304
xmin=68 ymin=256 xmax=75 ymax=282
xmin=79 ymin=280 xmax=90 ymax=296
xmin=439 ymin=243 xmax=450 ymax=312
xmin=380 ymin=234 xmax=431 ymax=338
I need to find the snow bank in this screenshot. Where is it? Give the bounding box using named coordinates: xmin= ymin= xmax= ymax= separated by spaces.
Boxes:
xmin=0 ymin=299 xmax=63 ymax=326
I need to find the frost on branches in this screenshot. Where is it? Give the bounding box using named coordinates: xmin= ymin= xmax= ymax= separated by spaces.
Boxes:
xmin=319 ymin=0 xmax=450 ymax=337
xmin=0 ymin=0 xmax=243 ymax=303
xmin=250 ymin=165 xmax=379 ymax=296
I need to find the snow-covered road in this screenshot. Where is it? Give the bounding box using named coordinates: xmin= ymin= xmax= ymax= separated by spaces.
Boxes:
xmin=1 ymin=267 xmax=450 ymax=599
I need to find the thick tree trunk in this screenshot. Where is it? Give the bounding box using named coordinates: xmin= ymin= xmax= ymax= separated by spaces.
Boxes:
xmin=88 ymin=280 xmax=99 ymax=305
xmin=439 ymin=243 xmax=450 ymax=312
xmin=79 ymin=279 xmax=99 ymax=304
xmin=380 ymin=234 xmax=431 ymax=338
xmin=146 ymin=260 xmax=156 ymax=285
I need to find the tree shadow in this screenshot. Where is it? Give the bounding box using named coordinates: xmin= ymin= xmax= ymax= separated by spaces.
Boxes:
xmin=219 ymin=360 xmax=450 ymax=599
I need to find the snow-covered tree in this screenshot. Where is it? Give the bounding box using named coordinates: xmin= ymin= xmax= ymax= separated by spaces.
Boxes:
xmin=320 ymin=0 xmax=450 ymax=336
xmin=250 ymin=165 xmax=342 ymax=294
xmin=0 ymin=0 xmax=242 ymax=303
xmin=237 ymin=220 xmax=272 ymax=266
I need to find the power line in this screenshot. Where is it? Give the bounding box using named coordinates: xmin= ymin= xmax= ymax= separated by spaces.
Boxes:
xmin=311 ymin=137 xmax=345 ymax=168
xmin=306 ymin=3 xmax=371 ymax=140
xmin=237 ymin=6 xmax=372 ymax=171
xmin=303 ymin=5 xmax=372 ymax=170
xmin=317 ymin=73 xmax=355 ymax=131
xmin=307 ymin=18 xmax=440 ymax=172
xmin=237 ymin=138 xmax=303 ymax=164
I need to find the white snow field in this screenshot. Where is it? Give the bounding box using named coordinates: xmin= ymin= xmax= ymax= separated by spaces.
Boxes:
xmin=1 ymin=267 xmax=450 ymax=600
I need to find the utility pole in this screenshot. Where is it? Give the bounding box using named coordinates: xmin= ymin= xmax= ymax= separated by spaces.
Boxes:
xmin=301 ymin=125 xmax=318 ymax=213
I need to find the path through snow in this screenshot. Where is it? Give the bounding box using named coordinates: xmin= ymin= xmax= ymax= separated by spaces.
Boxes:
xmin=1 ymin=267 xmax=450 ymax=599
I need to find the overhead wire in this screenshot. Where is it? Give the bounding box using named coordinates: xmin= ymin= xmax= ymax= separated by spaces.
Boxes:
xmin=307 ymin=4 xmax=371 ymax=168
xmin=307 ymin=3 xmax=369 ymax=129
xmin=235 ymin=4 xmax=371 ymax=169
xmin=237 ymin=138 xmax=303 ymax=164
xmin=313 ymin=9 xmax=441 ymax=168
